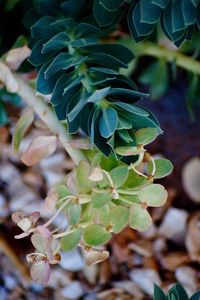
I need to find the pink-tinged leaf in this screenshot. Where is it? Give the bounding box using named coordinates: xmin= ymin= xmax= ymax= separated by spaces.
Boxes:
xmin=88 ymin=167 xmax=104 ymax=182
xmin=15 ymin=231 xmax=31 ymax=239
xmin=0 ymin=62 xmax=19 ymax=93
xmin=30 ymin=261 xmax=51 ymax=284
xmin=12 ymin=210 xmax=25 ymax=224
xmin=37 ymin=226 xmax=51 ymax=239
xmin=26 ymin=253 xmax=44 ymax=264
xmin=66 ymin=171 xmax=78 ymax=195
xmin=6 ymin=45 xmax=31 ymax=70
xmin=31 ymin=233 xmax=49 ymax=254
xmin=85 ymin=249 xmax=109 ymax=266
xmin=65 ymin=138 xmax=91 ymax=150
xmin=12 ymin=109 xmax=34 ymax=154
xmin=44 ymin=188 xmax=58 ymax=213
xmin=29 ymin=211 xmax=40 ymax=225
xmin=21 ymin=135 xmax=57 ymax=166
xmin=17 ymin=217 xmax=32 ymax=232
xmin=50 ymin=239 xmax=60 ymax=256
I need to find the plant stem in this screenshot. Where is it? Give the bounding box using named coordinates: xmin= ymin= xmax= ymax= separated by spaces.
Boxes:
xmin=117 ymin=189 xmax=138 ymax=195
xmin=120 ymin=38 xmax=200 ymax=76
xmin=14 ymin=74 xmax=87 ymax=165
xmin=43 ymin=198 xmax=72 ymax=228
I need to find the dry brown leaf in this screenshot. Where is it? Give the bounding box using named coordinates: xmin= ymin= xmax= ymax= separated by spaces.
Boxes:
xmin=85 ymin=249 xmax=109 ymax=266
xmin=21 ymin=135 xmax=57 ymax=166
xmin=182 ymin=157 xmax=200 ymax=203
xmin=186 ymin=213 xmax=200 ymax=263
xmin=129 ymin=268 xmax=161 ymax=296
xmin=129 ymin=241 xmax=152 ymax=257
xmin=160 ymin=252 xmax=190 ymax=271
xmin=6 ymin=45 xmax=31 ymax=70
xmin=158 ymin=207 xmax=188 ymax=243
xmin=0 ymin=62 xmax=19 ymax=93
xmin=175 ymin=266 xmax=198 ymax=296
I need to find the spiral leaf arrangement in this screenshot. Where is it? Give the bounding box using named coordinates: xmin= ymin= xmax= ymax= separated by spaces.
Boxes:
xmin=27 ymin=0 xmax=164 ymax=160
xmin=94 ymin=0 xmax=200 ymax=46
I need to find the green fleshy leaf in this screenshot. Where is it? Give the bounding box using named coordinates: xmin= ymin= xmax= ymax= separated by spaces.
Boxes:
xmin=135 ymin=127 xmax=159 ymax=146
xmin=115 ymin=146 xmax=144 ymax=156
xmin=87 ymin=87 xmax=111 ymax=103
xmin=83 ymin=224 xmax=111 ymax=246
xmin=67 ymin=203 xmax=82 ymax=225
xmin=76 ymin=161 xmax=96 ymax=193
xmin=99 ymin=107 xmax=118 ymax=138
xmin=113 ymin=102 xmax=149 ymax=116
xmin=153 ymin=284 xmax=166 ymax=300
xmin=98 ymin=205 xmax=110 ymax=226
xmin=138 ymin=184 xmax=168 ymax=207
xmin=42 ymin=32 xmax=70 ymax=53
xmin=117 ymin=116 xmax=132 ymax=130
xmin=91 ymin=190 xmax=113 ymax=208
xmin=110 ymin=166 xmax=129 ymax=188
xmin=60 ymin=228 xmax=82 ymax=251
xmin=129 ymin=203 xmax=152 ymax=231
xmin=147 ymin=158 xmax=173 ymax=178
xmin=99 ymin=0 xmax=123 ymax=12
xmin=93 ymin=0 xmax=120 ymax=26
xmin=140 ymin=0 xmax=162 ymax=24
xmin=110 ymin=205 xmax=128 ymax=233
xmin=55 ymin=184 xmax=70 ymax=199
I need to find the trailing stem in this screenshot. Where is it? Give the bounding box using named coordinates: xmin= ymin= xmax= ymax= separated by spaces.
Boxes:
xmin=14 ymin=74 xmax=87 ymax=165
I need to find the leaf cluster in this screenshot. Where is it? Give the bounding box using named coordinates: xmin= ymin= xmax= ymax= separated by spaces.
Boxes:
xmin=48 ymin=152 xmax=172 ymax=250
xmin=28 ymin=0 xmax=164 ymax=160
xmin=94 ymin=0 xmax=200 ymax=46
xmin=154 ymin=283 xmax=200 ymax=300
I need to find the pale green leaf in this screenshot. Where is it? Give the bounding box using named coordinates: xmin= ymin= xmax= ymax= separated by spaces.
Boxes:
xmin=110 ymin=166 xmax=129 ymax=188
xmin=115 ymin=146 xmax=144 ymax=156
xmin=147 ymin=158 xmax=173 ymax=178
xmin=110 ymin=205 xmax=129 ymax=233
xmin=129 ymin=203 xmax=152 ymax=232
xmin=83 ymin=224 xmax=111 ymax=246
xmin=60 ymin=228 xmax=82 ymax=251
xmin=135 ymin=127 xmax=159 ymax=146
xmin=92 ymin=189 xmax=112 ymax=208
xmin=67 ymin=203 xmax=82 ymax=225
xmin=76 ymin=160 xmax=96 ymax=193
xmin=138 ymin=184 xmax=168 ymax=207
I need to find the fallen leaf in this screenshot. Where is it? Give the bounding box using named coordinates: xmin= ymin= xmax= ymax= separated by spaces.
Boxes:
xmin=85 ymin=249 xmax=109 ymax=266
xmin=186 ymin=213 xmax=200 ymax=263
xmin=30 ymin=261 xmax=51 ymax=285
xmin=129 ymin=268 xmax=161 ymax=296
xmin=21 ymin=135 xmax=57 ymax=166
xmin=160 ymin=252 xmax=190 ymax=271
xmin=175 ymin=266 xmax=198 ymax=296
xmin=182 ymin=157 xmax=200 ymax=203
xmin=158 ymin=208 xmax=188 ymax=243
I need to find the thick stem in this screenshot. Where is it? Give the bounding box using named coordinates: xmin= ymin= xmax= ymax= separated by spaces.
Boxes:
xmin=14 ymin=75 xmax=86 ymax=165
xmin=120 ymin=38 xmax=200 ymax=77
